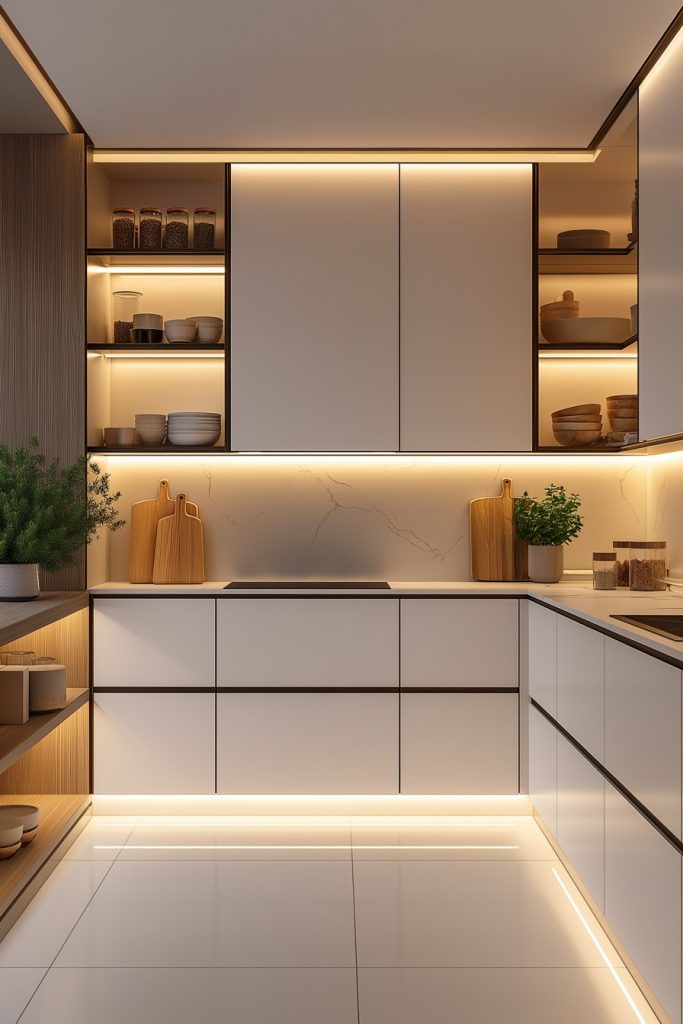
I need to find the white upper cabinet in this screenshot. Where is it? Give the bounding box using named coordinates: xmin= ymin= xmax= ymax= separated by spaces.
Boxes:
xmin=230 ymin=164 xmax=399 ymax=452
xmin=639 ymin=43 xmax=683 ymax=441
xmin=399 ymin=164 xmax=532 ymax=451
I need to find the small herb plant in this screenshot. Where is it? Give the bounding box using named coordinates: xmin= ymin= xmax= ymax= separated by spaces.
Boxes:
xmin=513 ymin=484 xmax=583 ymax=547
xmin=0 ymin=438 xmax=124 ymax=572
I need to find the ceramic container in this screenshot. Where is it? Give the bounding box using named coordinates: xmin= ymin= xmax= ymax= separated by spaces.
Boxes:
xmin=28 ymin=663 xmax=67 ymax=712
xmin=0 ymin=564 xmax=39 ymax=601
xmin=0 ymin=804 xmax=40 ymax=843
xmin=528 ymin=544 xmax=564 ymax=583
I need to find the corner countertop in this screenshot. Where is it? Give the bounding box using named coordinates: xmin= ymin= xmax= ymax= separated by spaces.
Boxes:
xmin=0 ymin=591 xmax=89 ymax=647
xmin=89 ymin=580 xmax=683 ymax=667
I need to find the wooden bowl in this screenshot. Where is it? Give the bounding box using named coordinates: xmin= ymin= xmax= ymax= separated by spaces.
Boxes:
xmin=552 ymin=404 xmax=601 ymax=418
xmin=552 ymin=412 xmax=602 ymax=422
xmin=541 ymin=316 xmax=632 ymax=345
xmin=610 ymin=417 xmax=638 ymax=431
xmin=553 ymin=421 xmax=603 ymax=431
xmin=557 ymin=229 xmax=611 ymax=249
xmin=606 ymin=394 xmax=637 ymax=403
xmin=553 ymin=427 xmax=601 ymax=447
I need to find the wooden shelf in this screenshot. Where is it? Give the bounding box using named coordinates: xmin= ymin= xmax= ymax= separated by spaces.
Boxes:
xmin=0 ymin=689 xmax=89 ymax=776
xmin=538 ymin=244 xmax=637 ymax=275
xmin=89 ymin=445 xmax=225 ymax=455
xmin=0 ymin=592 xmax=88 ymax=648
xmin=0 ymin=794 xmax=90 ymax=922
xmin=535 ymin=445 xmax=628 ymax=454
xmin=539 ymin=334 xmax=638 ymax=353
xmin=87 ymin=248 xmax=224 ymax=267
xmin=87 ymin=343 xmax=224 ymax=354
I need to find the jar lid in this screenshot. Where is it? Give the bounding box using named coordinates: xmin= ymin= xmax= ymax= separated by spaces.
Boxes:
xmin=140 ymin=207 xmax=162 ymax=214
xmin=594 ymin=552 xmax=617 ymax=561
xmin=113 ymin=207 xmax=134 ymax=214
xmin=630 ymin=541 xmax=666 ymax=549
xmin=113 ymin=290 xmax=143 ymax=298
xmin=194 ymin=207 xmax=216 ymax=214
xmin=167 ymin=207 xmax=188 ymax=213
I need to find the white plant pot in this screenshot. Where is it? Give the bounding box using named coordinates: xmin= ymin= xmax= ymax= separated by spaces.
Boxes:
xmin=0 ymin=564 xmax=40 ymax=601
xmin=528 ymin=545 xmax=564 ymax=584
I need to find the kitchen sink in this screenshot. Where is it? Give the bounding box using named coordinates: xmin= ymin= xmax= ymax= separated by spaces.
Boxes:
xmin=611 ymin=614 xmax=683 ymax=641
xmin=224 ymin=581 xmax=391 ymax=589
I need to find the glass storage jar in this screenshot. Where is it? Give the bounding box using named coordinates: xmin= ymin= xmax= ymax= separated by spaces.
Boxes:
xmin=628 ymin=541 xmax=668 ymax=591
xmin=193 ymin=207 xmax=216 ymax=249
xmin=165 ymin=207 xmax=189 ymax=249
xmin=612 ymin=541 xmax=632 ymax=587
xmin=112 ymin=290 xmax=142 ymax=343
xmin=593 ymin=552 xmax=617 ymax=590
xmin=139 ymin=207 xmax=162 ymax=250
xmin=112 ymin=207 xmax=135 ymax=249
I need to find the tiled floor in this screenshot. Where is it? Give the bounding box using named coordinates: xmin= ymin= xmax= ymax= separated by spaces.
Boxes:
xmin=0 ymin=815 xmax=660 ymax=1023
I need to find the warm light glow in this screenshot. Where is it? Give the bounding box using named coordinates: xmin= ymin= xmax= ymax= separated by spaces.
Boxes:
xmin=0 ymin=11 xmax=78 ymax=133
xmin=93 ymin=150 xmax=598 ymax=165
xmin=92 ymin=452 xmax=646 ymax=464
xmin=639 ymin=20 xmax=683 ymax=94
xmin=539 ymin=351 xmax=637 ymax=361
xmin=99 ymin=265 xmax=224 ymax=275
xmin=94 ymin=351 xmax=224 ymax=359
xmin=95 ymin=843 xmax=520 ymax=851
xmin=552 ymin=868 xmax=652 ymax=1023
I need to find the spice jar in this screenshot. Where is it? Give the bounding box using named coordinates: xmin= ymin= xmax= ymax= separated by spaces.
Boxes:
xmin=593 ymin=553 xmax=617 ymax=590
xmin=112 ymin=208 xmax=135 ymax=249
xmin=112 ymin=290 xmax=142 ymax=344
xmin=165 ymin=207 xmax=189 ymax=249
xmin=612 ymin=541 xmax=632 ymax=587
xmin=628 ymin=541 xmax=668 ymax=591
xmin=139 ymin=207 xmax=162 ymax=250
xmin=193 ymin=208 xmax=216 ymax=249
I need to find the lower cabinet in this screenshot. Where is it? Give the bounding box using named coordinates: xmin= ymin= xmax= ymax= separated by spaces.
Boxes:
xmin=605 ymin=781 xmax=682 ymax=1024
xmin=216 ymin=692 xmax=398 ymax=794
xmin=400 ymin=693 xmax=518 ymax=795
xmin=529 ymin=706 xmax=557 ymax=835
xmin=94 ymin=693 xmax=216 ymax=795
xmin=556 ymin=733 xmax=604 ymax=911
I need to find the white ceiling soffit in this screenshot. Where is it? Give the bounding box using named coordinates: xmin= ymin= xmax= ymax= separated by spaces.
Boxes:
xmin=3 ymin=0 xmax=682 ymax=149
xmin=0 ymin=37 xmax=65 ymax=132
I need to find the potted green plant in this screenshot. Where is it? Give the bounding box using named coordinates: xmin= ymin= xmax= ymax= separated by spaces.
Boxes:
xmin=513 ymin=484 xmax=583 ymax=583
xmin=0 ymin=439 xmax=124 ymax=600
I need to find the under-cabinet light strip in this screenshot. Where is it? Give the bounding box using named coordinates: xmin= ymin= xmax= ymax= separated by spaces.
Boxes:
xmin=93 ymin=149 xmax=598 ymax=165
xmin=96 ymin=266 xmax=224 ymax=275
xmin=95 ymin=843 xmax=520 ymax=851
xmin=93 ymin=351 xmax=223 ymax=359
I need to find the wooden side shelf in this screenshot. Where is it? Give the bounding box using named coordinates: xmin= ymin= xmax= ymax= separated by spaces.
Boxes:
xmin=0 ymin=689 xmax=89 ymax=776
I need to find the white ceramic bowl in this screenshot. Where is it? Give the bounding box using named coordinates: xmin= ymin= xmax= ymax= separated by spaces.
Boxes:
xmin=133 ymin=313 xmax=163 ymax=329
xmin=168 ymin=435 xmax=220 ymax=447
xmin=165 ymin=321 xmax=197 ymax=344
xmin=0 ymin=820 xmax=23 ymax=848
xmin=197 ymin=324 xmax=223 ymax=344
xmin=188 ymin=316 xmax=223 ymax=324
xmin=137 ymin=428 xmax=166 ymax=445
xmin=540 ymin=317 xmax=632 ymax=345
xmin=0 ymin=804 xmax=40 ymax=832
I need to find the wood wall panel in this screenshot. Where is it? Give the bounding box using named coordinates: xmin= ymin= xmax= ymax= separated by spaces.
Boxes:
xmin=0 ymin=607 xmax=88 ymax=691
xmin=0 ymin=134 xmax=85 ymax=589
xmin=0 ymin=704 xmax=89 ymax=795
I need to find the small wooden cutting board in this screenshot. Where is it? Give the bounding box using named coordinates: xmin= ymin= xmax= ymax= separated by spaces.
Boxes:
xmin=469 ymin=478 xmax=528 ymax=582
xmin=153 ymin=494 xmax=205 ymax=584
xmin=128 ymin=480 xmax=199 ymax=583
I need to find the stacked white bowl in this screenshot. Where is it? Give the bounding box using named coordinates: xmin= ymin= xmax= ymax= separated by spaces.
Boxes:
xmin=167 ymin=412 xmax=221 ymax=446
xmin=165 ymin=319 xmax=197 ymax=344
xmin=135 ymin=413 xmax=167 ymax=445
xmin=186 ymin=316 xmax=223 ymax=344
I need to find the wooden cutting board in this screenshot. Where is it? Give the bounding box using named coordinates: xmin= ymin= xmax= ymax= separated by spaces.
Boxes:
xmin=128 ymin=480 xmax=199 ymax=583
xmin=153 ymin=494 xmax=205 ymax=584
xmin=469 ymin=478 xmax=528 ymax=581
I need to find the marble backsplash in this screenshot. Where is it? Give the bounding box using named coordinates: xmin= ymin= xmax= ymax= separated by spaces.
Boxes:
xmin=647 ymin=451 xmax=683 ymax=579
xmin=91 ymin=455 xmax=648 ymax=584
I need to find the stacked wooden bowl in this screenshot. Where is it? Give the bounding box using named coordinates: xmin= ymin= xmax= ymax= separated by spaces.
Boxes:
xmin=606 ymin=394 xmax=638 ymax=442
xmin=552 ymin=404 xmax=602 ymax=447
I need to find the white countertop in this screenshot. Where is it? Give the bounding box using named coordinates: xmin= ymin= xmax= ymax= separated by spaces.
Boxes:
xmin=89 ymin=580 xmax=683 ymax=665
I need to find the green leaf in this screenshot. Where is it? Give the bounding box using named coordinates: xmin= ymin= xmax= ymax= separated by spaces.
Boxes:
xmin=512 ymin=484 xmax=583 ymax=547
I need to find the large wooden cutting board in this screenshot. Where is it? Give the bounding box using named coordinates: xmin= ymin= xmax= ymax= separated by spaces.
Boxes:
xmin=469 ymin=478 xmax=528 ymax=581
xmin=128 ymin=480 xmax=199 ymax=583
xmin=153 ymin=494 xmax=205 ymax=584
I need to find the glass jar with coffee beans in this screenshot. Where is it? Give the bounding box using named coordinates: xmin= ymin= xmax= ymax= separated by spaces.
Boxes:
xmin=628 ymin=541 xmax=668 ymax=592
xmin=593 ymin=552 xmax=617 ymax=590
xmin=139 ymin=207 xmax=162 ymax=250
xmin=112 ymin=290 xmax=142 ymax=344
xmin=165 ymin=207 xmax=189 ymax=249
xmin=112 ymin=208 xmax=135 ymax=249
xmin=612 ymin=541 xmax=632 ymax=587
xmin=193 ymin=208 xmax=216 ymax=249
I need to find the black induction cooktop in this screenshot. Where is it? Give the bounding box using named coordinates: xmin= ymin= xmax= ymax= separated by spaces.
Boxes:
xmin=224 ymin=581 xmax=391 ymax=589
xmin=611 ymin=614 xmax=683 ymax=641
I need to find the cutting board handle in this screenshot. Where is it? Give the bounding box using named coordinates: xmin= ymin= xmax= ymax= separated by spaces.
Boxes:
xmin=158 ymin=479 xmax=170 ymax=500
xmin=176 ymin=493 xmax=189 ymax=517
xmin=502 ymin=478 xmax=512 ymax=497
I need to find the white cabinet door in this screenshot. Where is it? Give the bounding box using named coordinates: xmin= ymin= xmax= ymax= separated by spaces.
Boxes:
xmin=230 ymin=164 xmax=398 ymax=452
xmin=528 ymin=602 xmax=556 ymax=716
xmin=605 ymin=638 xmax=682 ymax=838
xmin=557 ymin=733 xmax=604 ymax=911
xmin=93 ymin=598 xmax=215 ymax=689
xmin=94 ymin=693 xmax=215 ymax=795
xmin=400 ymin=599 xmax=518 ymax=688
xmin=556 ymin=617 xmax=604 ymax=760
xmin=217 ymin=598 xmax=398 ymax=688
xmin=639 ymin=41 xmax=683 ymax=441
xmin=605 ymin=781 xmax=682 ymax=1024
xmin=400 ymin=693 xmax=518 ymax=795
xmin=529 ymin=706 xmax=557 ymax=836
xmin=217 ymin=693 xmax=398 ymax=794
xmin=400 ymin=164 xmax=532 ymax=451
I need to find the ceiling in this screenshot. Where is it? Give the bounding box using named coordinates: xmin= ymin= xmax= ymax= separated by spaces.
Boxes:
xmin=3 ymin=0 xmax=682 ymax=148
xmin=0 ymin=37 xmax=65 ymax=132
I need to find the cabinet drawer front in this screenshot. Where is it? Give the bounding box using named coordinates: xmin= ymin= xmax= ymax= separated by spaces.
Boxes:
xmin=217 ymin=599 xmax=398 ymax=688
xmin=557 ymin=734 xmax=604 ymax=911
xmin=557 ymin=618 xmax=604 ymax=760
xmin=605 ymin=638 xmax=682 ymax=837
xmin=400 ymin=599 xmax=518 ymax=688
xmin=605 ymin=782 xmax=682 ymax=1024
xmin=217 ymin=693 xmax=398 ymax=794
xmin=94 ymin=693 xmax=215 ymax=795
xmin=529 ymin=706 xmax=557 ymax=836
xmin=93 ymin=598 xmax=215 ymax=689
xmin=400 ymin=693 xmax=518 ymax=795
xmin=528 ymin=603 xmax=557 ymax=715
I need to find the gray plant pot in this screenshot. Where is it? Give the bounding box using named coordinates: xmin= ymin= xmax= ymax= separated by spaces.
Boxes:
xmin=528 ymin=545 xmax=564 ymax=584
xmin=0 ymin=564 xmax=40 ymax=601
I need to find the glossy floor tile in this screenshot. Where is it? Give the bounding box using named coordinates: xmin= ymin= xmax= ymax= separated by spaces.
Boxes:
xmin=0 ymin=816 xmax=662 ymax=1023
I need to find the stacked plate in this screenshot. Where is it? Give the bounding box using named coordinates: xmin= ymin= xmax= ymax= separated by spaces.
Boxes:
xmin=167 ymin=412 xmax=221 ymax=447
xmin=552 ymin=404 xmax=602 ymax=447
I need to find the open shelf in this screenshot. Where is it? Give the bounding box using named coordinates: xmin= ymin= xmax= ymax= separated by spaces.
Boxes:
xmin=0 ymin=689 xmax=89 ymax=777
xmin=538 ymin=334 xmax=637 ymax=353
xmin=89 ymin=445 xmax=226 ymax=455
xmin=538 ymin=249 xmax=637 ymax=275
xmin=88 ymin=249 xmax=225 ymax=270
xmin=87 ymin=343 xmax=224 ymax=354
